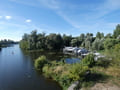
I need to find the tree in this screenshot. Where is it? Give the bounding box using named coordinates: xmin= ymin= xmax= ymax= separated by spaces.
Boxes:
xmin=63 ymin=34 xmax=72 ymax=46
xmin=92 ymin=38 xmax=104 ymax=50
xmin=104 ymin=39 xmax=120 ymax=49
xmin=105 ymin=33 xmax=112 ymax=38
xmin=80 ymin=33 xmax=85 ymax=41
xmin=117 ymin=35 xmax=120 ymax=39
xmin=96 ymin=32 xmax=104 ymax=39
xmin=55 ymin=34 xmax=64 ymax=49
xmin=20 ymin=40 xmax=29 ymax=50
xmin=22 ymin=33 xmax=29 ymax=41
xmin=114 ymin=44 xmax=120 ymax=52
xmin=96 ymin=32 xmax=101 ymax=39
xmin=36 ymin=32 xmax=46 ymax=49
xmin=81 ymin=54 xmax=95 ymax=67
xmin=113 ymin=24 xmax=120 ymax=38
xmin=101 ymin=33 xmax=104 ymax=38
xmin=71 ymin=38 xmax=78 ymax=47
xmin=69 ymin=63 xmax=89 ymax=81
xmin=84 ymin=34 xmax=94 ymax=50
xmin=28 ymin=30 xmax=37 ymax=50
xmin=34 ymin=55 xmax=47 ymax=71
xmin=85 ymin=40 xmax=91 ymax=50
xmin=46 ymin=33 xmax=63 ymax=50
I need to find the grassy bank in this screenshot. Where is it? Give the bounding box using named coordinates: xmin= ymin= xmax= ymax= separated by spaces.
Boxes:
xmin=34 ymin=54 xmax=114 ymax=90
xmin=34 ymin=44 xmax=120 ymax=90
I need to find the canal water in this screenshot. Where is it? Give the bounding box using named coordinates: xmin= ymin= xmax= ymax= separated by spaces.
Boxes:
xmin=0 ymin=45 xmax=62 ymax=90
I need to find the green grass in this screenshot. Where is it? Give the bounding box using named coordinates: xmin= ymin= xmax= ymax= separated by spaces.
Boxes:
xmin=97 ymin=50 xmax=105 ymax=54
xmin=34 ymin=45 xmax=120 ymax=90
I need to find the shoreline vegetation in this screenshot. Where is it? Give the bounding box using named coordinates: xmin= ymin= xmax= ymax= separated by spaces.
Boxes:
xmin=20 ymin=24 xmax=120 ymax=90
xmin=34 ymin=55 xmax=109 ymax=90
xmin=0 ymin=39 xmax=19 ymax=48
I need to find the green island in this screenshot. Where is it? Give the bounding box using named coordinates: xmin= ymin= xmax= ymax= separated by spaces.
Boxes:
xmin=20 ymin=24 xmax=120 ymax=90
xmin=0 ymin=39 xmax=18 ymax=48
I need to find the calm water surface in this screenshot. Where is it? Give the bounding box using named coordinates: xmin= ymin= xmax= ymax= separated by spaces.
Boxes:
xmin=0 ymin=45 xmax=62 ymax=90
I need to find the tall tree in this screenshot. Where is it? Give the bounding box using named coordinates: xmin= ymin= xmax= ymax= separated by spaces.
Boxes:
xmin=28 ymin=30 xmax=38 ymax=50
xmin=105 ymin=33 xmax=112 ymax=38
xmin=96 ymin=32 xmax=104 ymax=39
xmin=46 ymin=33 xmax=63 ymax=50
xmin=63 ymin=34 xmax=72 ymax=46
xmin=36 ymin=32 xmax=46 ymax=49
xmin=113 ymin=24 xmax=120 ymax=38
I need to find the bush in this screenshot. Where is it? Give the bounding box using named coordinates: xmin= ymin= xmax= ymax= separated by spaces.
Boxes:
xmin=104 ymin=39 xmax=120 ymax=49
xmin=20 ymin=40 xmax=29 ymax=50
xmin=114 ymin=44 xmax=120 ymax=52
xmin=34 ymin=55 xmax=47 ymax=71
xmin=95 ymin=57 xmax=110 ymax=68
xmin=111 ymin=44 xmax=120 ymax=66
xmin=82 ymin=54 xmax=95 ymax=67
xmin=69 ymin=63 xmax=89 ymax=81
xmin=42 ymin=64 xmax=53 ymax=78
xmin=59 ymin=74 xmax=71 ymax=88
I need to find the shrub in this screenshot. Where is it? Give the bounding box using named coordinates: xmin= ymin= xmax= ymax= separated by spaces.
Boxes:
xmin=114 ymin=44 xmax=120 ymax=52
xmin=82 ymin=54 xmax=95 ymax=67
xmin=95 ymin=57 xmax=110 ymax=68
xmin=104 ymin=39 xmax=120 ymax=49
xmin=42 ymin=64 xmax=53 ymax=78
xmin=59 ymin=74 xmax=71 ymax=88
xmin=69 ymin=63 xmax=89 ymax=81
xmin=34 ymin=55 xmax=47 ymax=71
xmin=20 ymin=40 xmax=29 ymax=50
xmin=111 ymin=44 xmax=120 ymax=66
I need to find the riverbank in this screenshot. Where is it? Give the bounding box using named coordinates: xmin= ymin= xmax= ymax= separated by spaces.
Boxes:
xmin=0 ymin=45 xmax=61 ymax=90
xmin=34 ymin=50 xmax=120 ymax=90
xmin=34 ymin=55 xmax=104 ymax=89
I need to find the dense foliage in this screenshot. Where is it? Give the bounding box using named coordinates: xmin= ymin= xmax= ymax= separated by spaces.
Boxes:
xmin=35 ymin=55 xmax=94 ymax=89
xmin=113 ymin=24 xmax=120 ymax=38
xmin=0 ymin=39 xmax=18 ymax=47
xmin=34 ymin=54 xmax=110 ymax=90
xmin=81 ymin=54 xmax=95 ymax=67
xmin=20 ymin=31 xmax=64 ymax=50
xmin=34 ymin=55 xmax=47 ymax=71
xmin=20 ymin=24 xmax=120 ymax=51
xmin=32 ymin=24 xmax=120 ymax=89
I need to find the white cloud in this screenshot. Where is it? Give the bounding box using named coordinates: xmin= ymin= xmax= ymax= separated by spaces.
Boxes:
xmin=0 ymin=16 xmax=3 ymax=19
xmin=25 ymin=19 xmax=32 ymax=23
xmin=91 ymin=0 xmax=120 ymax=19
xmin=9 ymin=0 xmax=60 ymax=9
xmin=55 ymin=0 xmax=120 ymax=30
xmin=0 ymin=21 xmax=44 ymax=41
xmin=5 ymin=16 xmax=12 ymax=20
xmin=7 ymin=0 xmax=120 ymax=34
xmin=102 ymin=0 xmax=120 ymax=11
xmin=57 ymin=11 xmax=81 ymax=29
xmin=38 ymin=0 xmax=60 ymax=9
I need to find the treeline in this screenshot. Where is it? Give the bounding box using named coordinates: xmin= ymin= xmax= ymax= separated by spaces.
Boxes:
xmin=20 ymin=24 xmax=120 ymax=51
xmin=0 ymin=39 xmax=18 ymax=47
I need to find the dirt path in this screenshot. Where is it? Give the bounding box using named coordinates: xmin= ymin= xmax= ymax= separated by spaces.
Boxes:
xmin=90 ymin=82 xmax=120 ymax=90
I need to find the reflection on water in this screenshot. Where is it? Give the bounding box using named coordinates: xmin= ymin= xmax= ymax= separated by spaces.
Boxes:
xmin=65 ymin=58 xmax=81 ymax=64
xmin=0 ymin=44 xmax=81 ymax=90
xmin=0 ymin=45 xmax=62 ymax=90
xmin=25 ymin=49 xmax=81 ymax=65
xmin=27 ymin=50 xmax=80 ymax=62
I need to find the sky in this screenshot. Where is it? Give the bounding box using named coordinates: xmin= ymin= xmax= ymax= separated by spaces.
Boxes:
xmin=0 ymin=0 xmax=120 ymax=41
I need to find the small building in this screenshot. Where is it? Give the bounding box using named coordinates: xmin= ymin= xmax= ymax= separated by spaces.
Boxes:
xmin=63 ymin=47 xmax=75 ymax=53
xmin=93 ymin=52 xmax=105 ymax=61
xmin=63 ymin=47 xmax=88 ymax=55
xmin=77 ymin=48 xmax=88 ymax=55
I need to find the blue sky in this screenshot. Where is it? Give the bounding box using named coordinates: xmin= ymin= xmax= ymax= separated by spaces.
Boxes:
xmin=0 ymin=0 xmax=120 ymax=41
